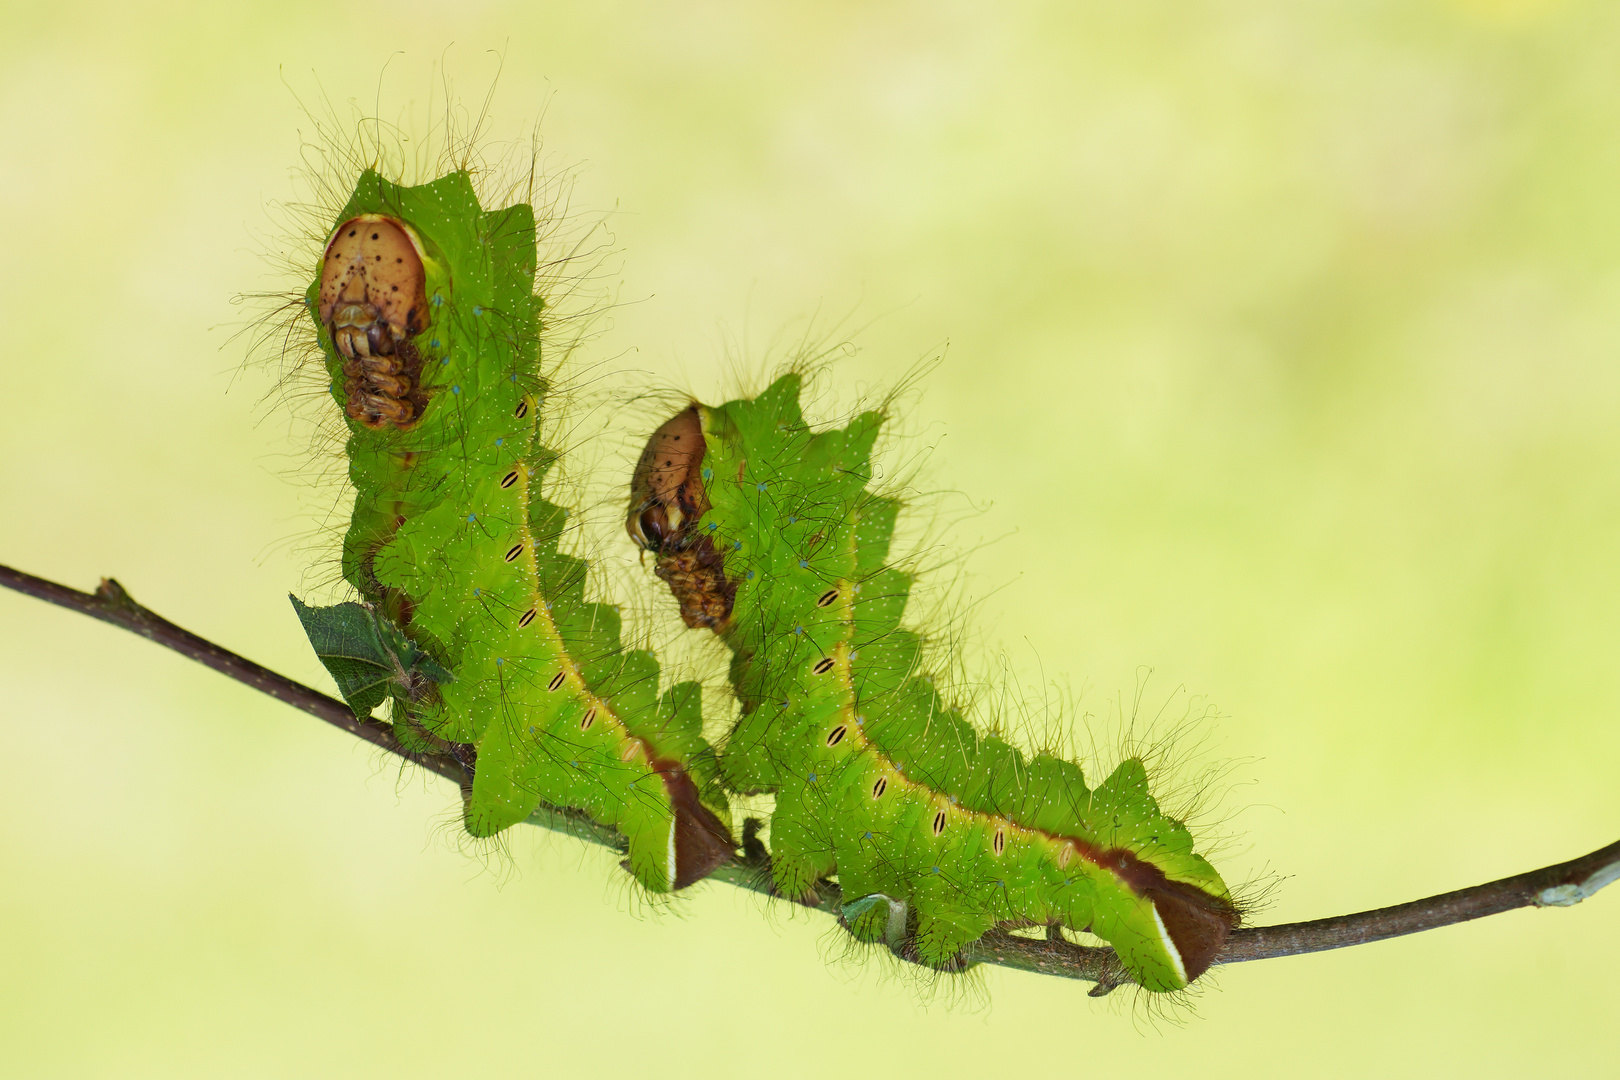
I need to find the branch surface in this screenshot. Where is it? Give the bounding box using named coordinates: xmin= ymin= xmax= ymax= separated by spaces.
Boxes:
xmin=5 ymin=564 xmax=1614 ymax=993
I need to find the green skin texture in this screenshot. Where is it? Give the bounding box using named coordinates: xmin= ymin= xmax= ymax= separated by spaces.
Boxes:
xmin=697 ymin=374 xmax=1232 ymax=990
xmin=310 ymin=170 xmax=728 ymax=892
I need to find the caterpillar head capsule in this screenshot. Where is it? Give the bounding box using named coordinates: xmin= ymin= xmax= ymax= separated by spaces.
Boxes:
xmin=319 ymin=214 xmax=432 ymax=430
xmin=629 ymin=406 xmax=709 ymax=548
xmin=628 ymin=406 xmax=737 ymax=630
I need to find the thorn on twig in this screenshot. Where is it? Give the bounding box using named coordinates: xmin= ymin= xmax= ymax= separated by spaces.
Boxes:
xmin=95 ymin=578 xmax=142 ymax=616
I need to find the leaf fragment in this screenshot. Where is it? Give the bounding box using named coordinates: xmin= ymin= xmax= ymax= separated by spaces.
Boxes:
xmin=289 ymin=595 xmax=451 ymax=718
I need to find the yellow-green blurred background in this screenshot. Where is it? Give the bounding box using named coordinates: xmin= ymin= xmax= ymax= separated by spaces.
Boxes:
xmin=3 ymin=1 xmax=1618 ymax=1076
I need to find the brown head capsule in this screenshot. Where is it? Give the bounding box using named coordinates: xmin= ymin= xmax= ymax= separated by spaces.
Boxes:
xmin=628 ymin=406 xmax=709 ymax=550
xmin=319 ymin=214 xmax=433 ymax=430
xmin=627 ymin=405 xmax=736 ymax=631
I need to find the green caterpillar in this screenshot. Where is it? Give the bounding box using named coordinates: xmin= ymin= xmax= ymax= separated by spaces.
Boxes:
xmin=629 ymin=374 xmax=1240 ymax=989
xmin=292 ymin=168 xmax=734 ymax=892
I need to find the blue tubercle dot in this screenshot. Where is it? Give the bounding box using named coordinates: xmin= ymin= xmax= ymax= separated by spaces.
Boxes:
xmin=932 ymin=866 xmax=941 ymax=874
xmin=793 ymin=625 xmax=804 ymax=635
xmin=807 ymin=773 xmax=817 ymax=783
xmin=432 ymin=293 xmax=444 ymax=307
xmin=756 ymin=482 xmax=767 ymax=491
xmin=528 ymin=726 xmax=535 ymax=735
xmin=452 ymin=385 xmax=462 ymax=394
xmin=732 ymin=540 xmax=741 ymax=550
xmin=746 ymin=571 xmax=755 ymax=580
xmin=441 ymin=357 xmax=450 ymax=366
xmin=467 ymin=513 xmax=477 ymax=522
xmin=473 ymin=305 xmax=484 ymax=316
xmin=707 ymin=521 xmax=718 ymax=531
xmin=799 ymin=559 xmax=809 ymax=568
xmin=473 ymin=588 xmax=481 ymax=596
xmin=863 ymin=831 xmax=873 ymax=840
xmin=431 ymin=338 xmax=441 ymax=349
xmin=495 ymin=438 xmax=503 ymax=446
xmin=496 ymin=657 xmax=504 ymax=666
xmin=509 ymin=374 xmax=517 ymax=382
xmin=787 ymin=516 xmax=796 ymax=524
xmin=701 ymin=467 xmax=713 ymax=480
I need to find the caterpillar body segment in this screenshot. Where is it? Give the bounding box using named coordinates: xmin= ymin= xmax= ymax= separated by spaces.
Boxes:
xmin=631 ymin=374 xmax=1238 ymax=986
xmin=303 ymin=170 xmax=733 ymax=892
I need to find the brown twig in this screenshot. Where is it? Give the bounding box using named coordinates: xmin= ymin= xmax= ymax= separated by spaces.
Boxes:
xmin=4 ymin=563 xmax=1614 ymax=992
xmin=0 ymin=565 xmax=460 ymax=786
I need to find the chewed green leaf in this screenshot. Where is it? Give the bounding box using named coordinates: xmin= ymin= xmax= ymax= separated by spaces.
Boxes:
xmin=289 ymin=595 xmax=447 ymax=717
xmin=842 ymin=893 xmax=907 ymax=946
xmin=405 ymin=650 xmax=455 ymax=687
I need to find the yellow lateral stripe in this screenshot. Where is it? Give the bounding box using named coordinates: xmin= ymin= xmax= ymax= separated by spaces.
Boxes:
xmin=512 ymin=458 xmax=655 ymax=779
